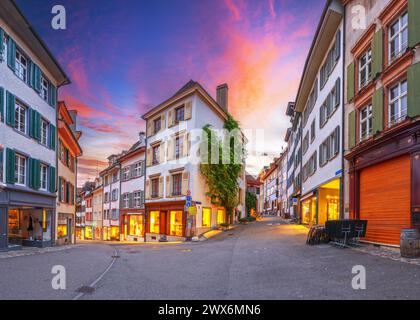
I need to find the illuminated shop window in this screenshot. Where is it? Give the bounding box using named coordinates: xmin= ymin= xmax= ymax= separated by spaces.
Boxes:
xmin=129 ymin=215 xmax=144 ymax=237
xmin=170 ymin=211 xmax=183 ymax=236
xmin=217 ymin=209 xmax=225 ymax=225
xmin=149 ymin=211 xmax=160 ymax=234
xmin=202 ymin=208 xmax=211 ymax=227
xmin=57 ymin=224 xmax=68 ymax=237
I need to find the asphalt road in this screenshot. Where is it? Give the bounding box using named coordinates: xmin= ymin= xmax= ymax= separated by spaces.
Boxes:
xmin=1 ymin=217 xmax=419 ymax=300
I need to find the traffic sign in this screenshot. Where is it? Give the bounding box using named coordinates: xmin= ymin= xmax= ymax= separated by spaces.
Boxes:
xmin=186 ymin=195 xmax=192 ymax=202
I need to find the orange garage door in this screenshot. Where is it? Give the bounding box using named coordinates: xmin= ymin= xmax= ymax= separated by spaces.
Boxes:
xmin=359 ymin=155 xmax=411 ymax=246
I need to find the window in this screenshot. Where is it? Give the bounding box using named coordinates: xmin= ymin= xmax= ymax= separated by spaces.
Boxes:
xmin=15 ymin=102 xmax=26 ymax=133
xmin=151 ymin=178 xmax=159 ymax=198
xmin=41 ymin=119 xmax=48 ymax=146
xmin=134 ymin=191 xmax=142 ymax=207
xmin=389 ymin=80 xmax=407 ymax=126
xmin=217 ymin=209 xmax=225 ymax=225
xmin=57 ymin=224 xmax=68 ymax=237
xmin=175 ymin=136 xmax=183 ymax=159
xmin=112 ymin=172 xmax=119 ymax=183
xmin=319 ymin=126 xmax=340 ymax=166
xmin=389 ymin=12 xmax=408 ymax=63
xmin=60 ymin=179 xmax=65 ymax=202
xmin=111 ymin=209 xmax=119 ymax=220
xmin=122 ymin=193 xmax=129 ymax=208
xmin=359 ymin=48 xmax=372 ymax=88
xmin=15 ymin=154 xmax=26 ymax=185
xmin=320 ymin=31 xmax=340 ymax=88
xmin=112 ymin=189 xmax=118 ymax=201
xmin=122 ymin=166 xmax=130 ymax=181
xmin=175 ymin=106 xmax=185 ymax=122
xmin=40 ymin=164 xmax=47 ymax=190
xmin=152 ymin=145 xmax=160 ymax=165
xmin=302 ymin=132 xmax=309 ymax=156
xmin=154 ymin=118 xmax=161 ymax=134
xmin=360 ymin=104 xmax=373 ymax=141
xmin=40 ymin=75 xmax=48 ymax=101
xmin=134 ymin=162 xmax=142 ymax=177
xmin=104 ymin=192 xmax=109 ymax=203
xmin=310 ymin=120 xmax=316 ymax=142
xmin=202 ymin=208 xmax=211 ymax=227
xmin=149 ymin=211 xmax=160 ymax=233
xmin=170 ymin=211 xmax=183 ymax=236
xmin=129 ymin=215 xmax=144 ymax=237
xmin=172 ymin=173 xmax=182 ymax=196
xmin=320 ymin=79 xmax=340 ymax=128
xmin=15 ymin=49 xmax=27 ymax=82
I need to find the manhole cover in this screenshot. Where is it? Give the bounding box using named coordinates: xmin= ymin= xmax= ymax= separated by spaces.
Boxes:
xmin=76 ymin=286 xmax=95 ymax=294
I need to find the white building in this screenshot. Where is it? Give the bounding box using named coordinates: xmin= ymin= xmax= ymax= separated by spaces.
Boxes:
xmin=100 ymin=156 xmax=121 ymax=241
xmin=118 ymin=133 xmax=146 ymax=242
xmin=294 ymin=0 xmax=343 ymax=225
xmin=143 ymin=80 xmax=246 ymax=242
xmin=0 ymin=0 xmax=70 ymax=251
xmin=275 ymin=150 xmax=288 ymax=218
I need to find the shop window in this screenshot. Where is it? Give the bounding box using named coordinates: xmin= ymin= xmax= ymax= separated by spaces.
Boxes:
xmin=389 ymin=79 xmax=407 ymax=127
xmin=149 ymin=211 xmax=160 ymax=234
xmin=302 ymin=197 xmax=317 ymax=225
xmin=129 ymin=215 xmax=144 ymax=236
xmin=111 ymin=226 xmax=119 ymax=240
xmin=217 ymin=209 xmax=225 ymax=225
xmin=202 ymin=208 xmax=211 ymax=227
xmin=57 ymin=224 xmax=68 ymax=237
xmin=170 ymin=211 xmax=183 ymax=236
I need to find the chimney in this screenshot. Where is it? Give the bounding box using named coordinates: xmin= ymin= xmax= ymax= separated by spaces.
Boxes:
xmin=139 ymin=131 xmax=145 ymax=145
xmin=216 ymin=83 xmax=228 ymax=112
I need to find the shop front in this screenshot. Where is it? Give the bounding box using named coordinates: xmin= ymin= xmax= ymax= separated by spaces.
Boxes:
xmin=84 ymin=225 xmax=93 ymax=240
xmin=145 ymin=201 xmax=187 ymax=242
xmin=102 ymin=226 xmax=119 ymax=241
xmin=300 ymin=178 xmax=340 ymax=225
xmin=0 ymin=187 xmax=55 ymax=251
xmin=121 ymin=210 xmax=145 ymax=242
xmin=56 ymin=213 xmax=74 ymax=246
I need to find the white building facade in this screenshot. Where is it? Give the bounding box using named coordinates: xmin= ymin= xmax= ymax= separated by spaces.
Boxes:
xmin=143 ymin=80 xmax=246 ymax=242
xmin=0 ymin=1 xmax=69 ymax=251
xmin=295 ymin=0 xmax=344 ymax=225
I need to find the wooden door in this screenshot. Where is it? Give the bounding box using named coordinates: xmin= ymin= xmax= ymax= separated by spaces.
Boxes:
xmin=359 ymin=155 xmax=411 ymax=246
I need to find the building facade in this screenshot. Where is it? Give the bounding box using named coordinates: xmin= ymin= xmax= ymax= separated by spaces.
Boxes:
xmin=0 ymin=1 xmax=69 ymax=251
xmin=275 ymin=150 xmax=289 ymax=218
xmin=92 ymin=178 xmax=103 ymax=240
xmin=143 ymin=80 xmax=245 ymax=242
xmin=343 ymin=0 xmax=420 ymax=246
xmin=56 ymin=101 xmax=82 ymax=245
xmin=262 ymin=162 xmax=278 ymax=215
xmin=295 ymin=0 xmax=344 ymax=225
xmin=119 ymin=133 xmax=146 ymax=242
xmin=285 ymin=102 xmax=302 ymax=221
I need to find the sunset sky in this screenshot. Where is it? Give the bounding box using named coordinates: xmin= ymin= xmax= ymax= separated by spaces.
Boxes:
xmin=17 ymin=0 xmax=324 ymax=186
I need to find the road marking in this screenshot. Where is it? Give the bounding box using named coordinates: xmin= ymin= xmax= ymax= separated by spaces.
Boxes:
xmin=72 ymin=247 xmax=119 ymax=300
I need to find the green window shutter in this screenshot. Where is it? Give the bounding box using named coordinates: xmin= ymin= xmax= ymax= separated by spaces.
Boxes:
xmin=5 ymin=148 xmax=16 ymax=184
xmin=347 ymin=62 xmax=355 ymax=102
xmin=66 ymin=181 xmax=70 ymax=203
xmin=58 ymin=177 xmax=62 ymax=201
xmin=408 ymin=62 xmax=420 ymax=118
xmin=28 ymin=158 xmax=34 ymax=189
xmin=35 ymin=159 xmax=41 ymax=189
xmin=7 ymin=37 xmax=16 ymax=71
xmin=409 ymin=0 xmax=420 ymax=48
xmin=34 ymin=64 xmax=41 ymax=93
xmin=372 ymin=28 xmax=383 ymax=77
xmin=372 ymin=88 xmax=384 ymax=134
xmin=49 ymin=167 xmax=56 ymax=193
xmin=0 ymin=28 xmax=4 ymax=60
xmin=348 ymin=110 xmax=356 ymax=150
xmin=0 ymin=87 xmax=4 ymax=122
xmin=35 ymin=111 xmax=41 ymax=141
xmin=5 ymin=91 xmax=15 ymax=127
xmin=49 ymin=124 xmax=56 ymax=150
xmin=129 ymin=193 xmax=134 ymax=208
xmin=28 ymin=108 xmax=35 ymax=138
xmin=48 ymin=83 xmax=57 ymax=107
xmin=28 ymin=158 xmax=40 ymax=189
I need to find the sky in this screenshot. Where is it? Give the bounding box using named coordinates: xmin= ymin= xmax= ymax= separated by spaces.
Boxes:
xmin=16 ymin=0 xmax=325 ymax=186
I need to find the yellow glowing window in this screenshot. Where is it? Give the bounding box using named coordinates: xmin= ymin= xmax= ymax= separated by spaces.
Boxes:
xmin=149 ymin=211 xmax=160 ymax=234
xmin=170 ymin=211 xmax=183 ymax=236
xmin=129 ymin=215 xmax=144 ymax=236
xmin=202 ymin=208 xmax=211 ymax=227
xmin=57 ymin=224 xmax=67 ymax=237
xmin=111 ymin=226 xmax=119 ymax=239
xmin=217 ymin=209 xmax=224 ymax=224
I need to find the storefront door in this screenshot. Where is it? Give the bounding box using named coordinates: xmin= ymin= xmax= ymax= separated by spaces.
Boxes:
xmin=0 ymin=208 xmax=6 ymax=249
xmin=160 ymin=211 xmax=167 ymax=235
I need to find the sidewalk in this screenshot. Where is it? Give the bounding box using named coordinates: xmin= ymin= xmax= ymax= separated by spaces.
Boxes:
xmin=0 ymin=244 xmax=79 ymax=259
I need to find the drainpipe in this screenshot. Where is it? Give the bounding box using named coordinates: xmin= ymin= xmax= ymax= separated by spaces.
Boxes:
xmin=341 ymin=12 xmax=346 ymax=220
xmin=143 ymin=121 xmax=148 ymax=243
